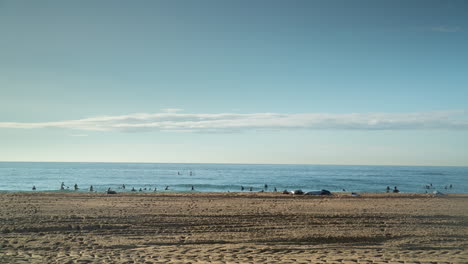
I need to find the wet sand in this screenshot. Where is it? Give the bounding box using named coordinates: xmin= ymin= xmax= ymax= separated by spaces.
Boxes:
xmin=0 ymin=192 xmax=467 ymax=263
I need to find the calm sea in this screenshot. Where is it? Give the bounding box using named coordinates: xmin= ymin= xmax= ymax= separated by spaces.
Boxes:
xmin=0 ymin=162 xmax=466 ymax=193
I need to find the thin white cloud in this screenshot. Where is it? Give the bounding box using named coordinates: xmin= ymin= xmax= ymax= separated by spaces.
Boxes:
xmin=0 ymin=110 xmax=467 ymax=132
xmin=431 ymin=26 xmax=462 ymax=33
xmin=161 ymin=108 xmax=184 ymax=113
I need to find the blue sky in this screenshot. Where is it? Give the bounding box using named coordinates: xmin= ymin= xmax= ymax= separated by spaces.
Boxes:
xmin=0 ymin=0 xmax=467 ymax=165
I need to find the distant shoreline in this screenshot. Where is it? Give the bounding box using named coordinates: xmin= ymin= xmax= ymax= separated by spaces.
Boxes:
xmin=1 ymin=160 xmax=467 ymax=168
xmin=1 ymin=192 xmax=467 ymax=197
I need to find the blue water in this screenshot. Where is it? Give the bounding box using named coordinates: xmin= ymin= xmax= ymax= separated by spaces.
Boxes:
xmin=0 ymin=162 xmax=466 ymax=193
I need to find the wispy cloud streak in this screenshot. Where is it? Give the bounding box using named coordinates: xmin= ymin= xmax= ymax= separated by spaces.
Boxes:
xmin=0 ymin=110 xmax=467 ymax=132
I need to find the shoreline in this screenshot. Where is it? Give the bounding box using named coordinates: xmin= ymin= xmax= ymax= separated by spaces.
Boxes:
xmin=1 ymin=192 xmax=467 ymax=263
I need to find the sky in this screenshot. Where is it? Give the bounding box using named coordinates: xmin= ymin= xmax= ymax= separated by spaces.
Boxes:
xmin=0 ymin=0 xmax=467 ymax=166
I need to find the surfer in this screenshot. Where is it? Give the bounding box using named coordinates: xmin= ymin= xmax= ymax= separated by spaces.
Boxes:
xmin=89 ymin=185 xmax=94 ymax=192
xmin=32 ymin=185 xmax=36 ymax=191
xmin=393 ymin=186 xmax=400 ymax=193
xmin=122 ymin=184 xmax=126 ymax=189
xmin=131 ymin=187 xmax=136 ymax=192
xmin=165 ymin=186 xmax=169 ymax=190
xmin=60 ymin=182 xmax=65 ymax=190
xmin=274 ymin=187 xmax=277 ymax=192
xmin=241 ymin=186 xmax=244 ymax=191
xmin=386 ymin=186 xmax=390 ymax=193
xmin=74 ymin=184 xmax=78 ymax=191
xmin=191 ymin=185 xmax=194 ymax=191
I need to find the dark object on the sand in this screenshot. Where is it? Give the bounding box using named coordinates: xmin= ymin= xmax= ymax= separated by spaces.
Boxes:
xmin=351 ymin=192 xmax=360 ymax=197
xmin=282 ymin=190 xmax=289 ymax=194
xmin=305 ymin=189 xmax=332 ymax=195
xmin=290 ymin=190 xmax=304 ymax=195
xmin=107 ymin=188 xmax=117 ymax=194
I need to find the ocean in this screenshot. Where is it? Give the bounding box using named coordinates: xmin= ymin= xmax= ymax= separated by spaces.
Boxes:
xmin=0 ymin=162 xmax=466 ymax=193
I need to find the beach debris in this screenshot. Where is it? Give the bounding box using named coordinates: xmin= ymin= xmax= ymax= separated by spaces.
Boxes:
xmin=305 ymin=189 xmax=332 ymax=195
xmin=290 ymin=190 xmax=304 ymax=195
xmin=107 ymin=188 xmax=117 ymax=194
xmin=351 ymin=192 xmax=360 ymax=197
xmin=282 ymin=190 xmax=289 ymax=194
xmin=433 ymin=190 xmax=446 ymax=196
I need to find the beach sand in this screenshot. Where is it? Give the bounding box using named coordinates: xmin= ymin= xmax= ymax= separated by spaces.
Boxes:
xmin=0 ymin=192 xmax=466 ymax=263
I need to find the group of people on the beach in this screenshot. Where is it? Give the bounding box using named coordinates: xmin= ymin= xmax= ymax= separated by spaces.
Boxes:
xmin=29 ymin=176 xmax=455 ymax=194
xmin=386 ymin=186 xmax=400 ymax=193
xmin=240 ymin=184 xmax=277 ymax=193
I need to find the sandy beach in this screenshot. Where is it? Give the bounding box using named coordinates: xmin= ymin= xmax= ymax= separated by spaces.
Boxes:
xmin=0 ymin=192 xmax=466 ymax=264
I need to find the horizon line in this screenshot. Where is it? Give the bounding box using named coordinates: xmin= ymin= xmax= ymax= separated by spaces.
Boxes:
xmin=1 ymin=160 xmax=466 ymax=168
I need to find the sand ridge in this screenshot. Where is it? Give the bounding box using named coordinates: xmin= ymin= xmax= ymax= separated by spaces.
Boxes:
xmin=0 ymin=192 xmax=467 ymax=263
